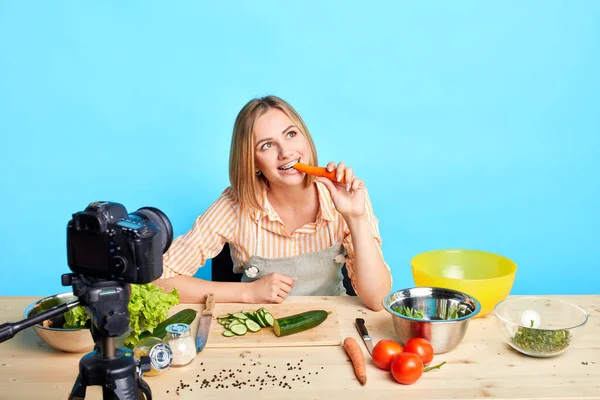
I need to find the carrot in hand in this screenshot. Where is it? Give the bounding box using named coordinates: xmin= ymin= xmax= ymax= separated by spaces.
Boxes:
xmin=343 ymin=337 xmax=367 ymax=385
xmin=293 ymin=162 xmax=346 ymax=183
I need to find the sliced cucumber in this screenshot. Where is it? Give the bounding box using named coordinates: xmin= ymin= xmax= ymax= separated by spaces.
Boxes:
xmin=222 ymin=330 xmax=235 ymax=337
xmin=232 ymin=312 xmax=248 ymax=319
xmin=255 ymin=312 xmax=267 ymax=328
xmin=230 ymin=323 xmax=248 ymax=336
xmin=245 ymin=319 xmax=261 ymax=332
xmin=263 ymin=312 xmax=275 ymax=327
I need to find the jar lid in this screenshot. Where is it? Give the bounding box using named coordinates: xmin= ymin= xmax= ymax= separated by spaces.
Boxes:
xmin=148 ymin=343 xmax=173 ymax=371
xmin=166 ymin=323 xmax=191 ymax=338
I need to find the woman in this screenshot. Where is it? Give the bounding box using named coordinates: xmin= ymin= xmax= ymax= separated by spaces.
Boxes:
xmin=154 ymin=95 xmax=391 ymax=311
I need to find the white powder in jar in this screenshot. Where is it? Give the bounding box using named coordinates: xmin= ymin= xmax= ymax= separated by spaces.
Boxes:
xmin=168 ymin=336 xmax=196 ymax=366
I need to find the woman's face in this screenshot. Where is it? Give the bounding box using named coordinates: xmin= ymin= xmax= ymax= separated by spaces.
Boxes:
xmin=253 ymin=108 xmax=310 ymax=187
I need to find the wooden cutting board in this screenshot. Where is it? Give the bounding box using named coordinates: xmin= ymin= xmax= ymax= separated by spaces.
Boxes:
xmin=202 ymin=303 xmax=341 ymax=348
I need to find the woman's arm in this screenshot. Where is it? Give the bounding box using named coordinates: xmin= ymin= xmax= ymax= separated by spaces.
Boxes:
xmin=343 ymin=208 xmax=391 ymax=311
xmin=153 ymin=276 xmax=251 ymax=303
xmin=316 ymin=163 xmax=392 ymax=311
xmin=154 ymin=273 xmax=296 ymax=304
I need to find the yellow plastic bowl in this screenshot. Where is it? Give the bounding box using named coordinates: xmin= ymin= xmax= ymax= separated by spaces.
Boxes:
xmin=411 ymin=249 xmax=517 ymax=317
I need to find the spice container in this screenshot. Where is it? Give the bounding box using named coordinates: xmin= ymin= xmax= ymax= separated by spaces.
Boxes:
xmin=165 ymin=323 xmax=196 ymax=366
xmin=133 ymin=336 xmax=173 ymax=376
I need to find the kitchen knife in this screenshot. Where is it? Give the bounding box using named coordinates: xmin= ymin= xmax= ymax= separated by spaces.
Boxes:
xmin=195 ymin=293 xmax=215 ymax=352
xmin=355 ymin=318 xmax=373 ymax=355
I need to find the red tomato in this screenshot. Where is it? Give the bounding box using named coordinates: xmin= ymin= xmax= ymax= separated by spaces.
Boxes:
xmin=403 ymin=337 xmax=434 ymax=365
xmin=371 ymin=340 xmax=403 ymax=370
xmin=390 ymin=352 xmax=424 ymax=385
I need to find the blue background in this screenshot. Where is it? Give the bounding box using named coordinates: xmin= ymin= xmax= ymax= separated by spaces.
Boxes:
xmin=1 ymin=1 xmax=598 ymax=296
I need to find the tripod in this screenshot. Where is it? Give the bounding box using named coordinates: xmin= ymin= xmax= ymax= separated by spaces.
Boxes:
xmin=0 ymin=274 xmax=153 ymax=400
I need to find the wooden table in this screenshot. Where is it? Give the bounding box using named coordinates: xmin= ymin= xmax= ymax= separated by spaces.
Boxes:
xmin=1 ymin=295 xmax=599 ymax=400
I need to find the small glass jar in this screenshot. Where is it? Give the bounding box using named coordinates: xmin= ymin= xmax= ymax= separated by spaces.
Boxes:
xmin=165 ymin=323 xmax=196 ymax=367
xmin=133 ymin=336 xmax=173 ymax=377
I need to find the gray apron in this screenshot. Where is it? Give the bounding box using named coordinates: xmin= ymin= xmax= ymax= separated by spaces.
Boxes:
xmin=240 ymin=217 xmax=348 ymax=296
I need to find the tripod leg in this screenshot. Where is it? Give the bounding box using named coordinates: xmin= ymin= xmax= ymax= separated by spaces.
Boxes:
xmin=137 ymin=377 xmax=152 ymax=400
xmin=68 ymin=374 xmax=87 ymax=400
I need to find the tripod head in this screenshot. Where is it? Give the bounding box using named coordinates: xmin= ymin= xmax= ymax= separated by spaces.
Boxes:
xmin=64 ymin=274 xmax=131 ymax=339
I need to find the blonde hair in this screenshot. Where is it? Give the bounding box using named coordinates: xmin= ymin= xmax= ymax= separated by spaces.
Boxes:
xmin=229 ymin=95 xmax=318 ymax=212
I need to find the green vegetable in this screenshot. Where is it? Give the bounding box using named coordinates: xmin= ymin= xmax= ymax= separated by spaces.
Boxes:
xmin=392 ymin=305 xmax=425 ymax=319
xmin=124 ymin=283 xmax=179 ymax=347
xmin=137 ymin=308 xmax=197 ymax=344
xmin=392 ymin=303 xmax=471 ymax=320
xmin=63 ymin=306 xmax=89 ymax=329
xmin=217 ymin=307 xmax=274 ymax=337
xmin=511 ymin=320 xmax=571 ymax=354
xmin=273 ymin=310 xmax=330 ymax=337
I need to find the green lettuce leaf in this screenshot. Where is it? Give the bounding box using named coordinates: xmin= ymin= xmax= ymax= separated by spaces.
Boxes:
xmin=63 ymin=306 xmax=89 ymax=329
xmin=124 ymin=283 xmax=179 ymax=347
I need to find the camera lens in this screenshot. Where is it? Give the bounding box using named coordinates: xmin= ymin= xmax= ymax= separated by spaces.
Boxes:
xmin=133 ymin=207 xmax=174 ymax=253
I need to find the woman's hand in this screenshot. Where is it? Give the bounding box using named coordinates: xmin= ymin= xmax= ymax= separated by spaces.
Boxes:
xmin=246 ymin=272 xmax=296 ymax=303
xmin=316 ymin=161 xmax=366 ymax=219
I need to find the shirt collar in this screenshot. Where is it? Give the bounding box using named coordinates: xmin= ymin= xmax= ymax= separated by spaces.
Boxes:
xmin=250 ymin=181 xmax=336 ymax=223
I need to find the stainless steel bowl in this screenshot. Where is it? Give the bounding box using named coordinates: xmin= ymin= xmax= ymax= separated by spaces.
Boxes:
xmin=383 ymin=287 xmax=481 ymax=353
xmin=24 ymin=292 xmax=94 ymax=353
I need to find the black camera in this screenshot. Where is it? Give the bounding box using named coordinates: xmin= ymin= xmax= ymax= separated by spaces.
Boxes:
xmin=1 ymin=200 xmax=174 ymax=399
xmin=66 ymin=201 xmax=173 ymax=284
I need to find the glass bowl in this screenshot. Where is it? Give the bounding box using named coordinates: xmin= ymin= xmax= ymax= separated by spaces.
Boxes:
xmin=494 ymin=296 xmax=588 ymax=357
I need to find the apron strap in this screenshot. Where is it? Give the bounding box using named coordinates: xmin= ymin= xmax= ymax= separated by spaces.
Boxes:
xmin=255 ymin=217 xmax=262 ymax=257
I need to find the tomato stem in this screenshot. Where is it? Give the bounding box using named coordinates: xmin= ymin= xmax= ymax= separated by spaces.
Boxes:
xmin=424 ymin=361 xmax=446 ymax=372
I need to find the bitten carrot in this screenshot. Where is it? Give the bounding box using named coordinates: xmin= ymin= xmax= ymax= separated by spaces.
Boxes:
xmin=292 ymin=162 xmax=346 ymax=183
xmin=343 ymin=337 xmax=367 ymax=385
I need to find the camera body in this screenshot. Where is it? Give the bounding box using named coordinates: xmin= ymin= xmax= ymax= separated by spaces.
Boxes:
xmin=67 ymin=201 xmax=172 ymax=284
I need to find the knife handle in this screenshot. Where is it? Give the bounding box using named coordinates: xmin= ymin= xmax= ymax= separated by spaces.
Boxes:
xmin=202 ymin=293 xmax=215 ymax=316
xmin=355 ymin=318 xmax=369 ymax=338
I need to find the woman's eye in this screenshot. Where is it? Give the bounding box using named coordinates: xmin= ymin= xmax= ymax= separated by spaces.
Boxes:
xmin=260 ymin=142 xmax=272 ymax=151
xmin=287 ymin=131 xmax=297 ymax=138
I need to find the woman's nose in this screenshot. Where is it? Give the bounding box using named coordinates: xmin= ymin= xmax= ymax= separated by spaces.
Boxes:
xmin=278 ymin=144 xmax=294 ymax=159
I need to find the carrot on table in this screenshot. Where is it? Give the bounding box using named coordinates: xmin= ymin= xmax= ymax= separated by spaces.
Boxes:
xmin=343 ymin=337 xmax=367 ymax=385
xmin=292 ymin=163 xmax=346 ymax=183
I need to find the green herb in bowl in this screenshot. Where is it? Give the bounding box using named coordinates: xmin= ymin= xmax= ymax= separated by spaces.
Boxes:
xmin=494 ymin=296 xmax=588 ymax=357
xmin=511 ymin=320 xmax=571 ymax=354
xmin=391 ymin=303 xmax=471 ymax=320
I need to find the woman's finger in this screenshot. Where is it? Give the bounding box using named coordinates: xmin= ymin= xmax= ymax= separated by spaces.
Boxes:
xmin=326 ymin=161 xmax=336 ymax=172
xmin=344 ymin=167 xmax=354 ymax=191
xmin=277 ymin=287 xmax=290 ymax=299
xmin=336 ymin=162 xmax=346 ymax=182
xmin=278 ymin=281 xmax=293 ymax=294
xmin=351 ymin=178 xmax=364 ymax=192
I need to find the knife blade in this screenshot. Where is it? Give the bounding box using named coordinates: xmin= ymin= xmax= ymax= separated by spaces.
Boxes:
xmin=355 ymin=318 xmax=373 ymax=355
xmin=195 ymin=292 xmax=215 ymax=352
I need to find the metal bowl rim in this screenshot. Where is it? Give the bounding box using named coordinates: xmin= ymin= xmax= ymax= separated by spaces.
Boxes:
xmin=493 ymin=295 xmax=589 ymax=331
xmin=382 ymin=286 xmax=482 ymax=322
xmin=23 ymin=292 xmax=86 ymax=332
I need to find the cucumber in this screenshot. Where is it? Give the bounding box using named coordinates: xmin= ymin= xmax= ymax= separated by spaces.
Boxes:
xmin=262 ymin=311 xmax=274 ymax=327
xmin=222 ymin=330 xmax=235 ymax=337
xmin=273 ymin=310 xmax=330 ymax=337
xmin=138 ymin=308 xmax=198 ymax=342
xmin=230 ymin=323 xmax=247 ymax=336
xmin=245 ymin=319 xmax=261 ymax=332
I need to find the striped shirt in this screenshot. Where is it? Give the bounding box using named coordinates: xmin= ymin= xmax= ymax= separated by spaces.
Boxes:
xmin=160 ymin=181 xmax=391 ymax=295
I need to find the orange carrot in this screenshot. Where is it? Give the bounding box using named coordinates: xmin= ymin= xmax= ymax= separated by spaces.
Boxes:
xmin=343 ymin=337 xmax=367 ymax=385
xmin=292 ymin=162 xmax=346 ymax=183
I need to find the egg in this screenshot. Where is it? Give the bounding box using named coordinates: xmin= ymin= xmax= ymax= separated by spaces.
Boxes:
xmin=521 ymin=309 xmax=541 ymax=328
